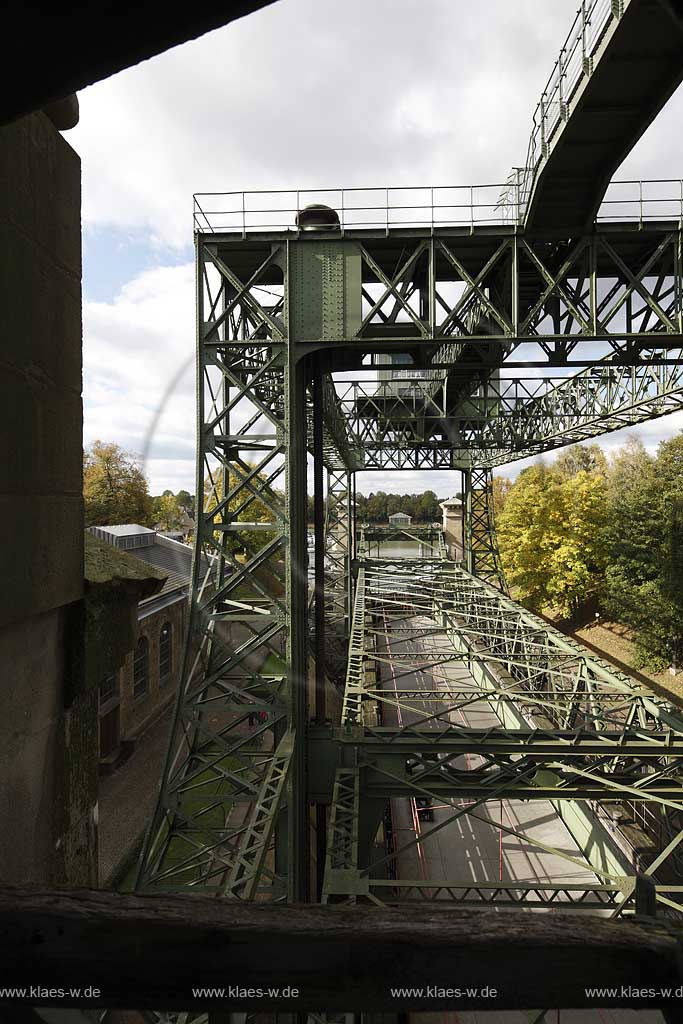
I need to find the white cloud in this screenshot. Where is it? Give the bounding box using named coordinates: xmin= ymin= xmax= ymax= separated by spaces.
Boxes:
xmin=83 ymin=263 xmax=197 ymax=493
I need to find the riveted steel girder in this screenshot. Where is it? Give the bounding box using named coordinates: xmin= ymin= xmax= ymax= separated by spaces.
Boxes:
xmin=136 ymin=237 xmax=308 ymax=900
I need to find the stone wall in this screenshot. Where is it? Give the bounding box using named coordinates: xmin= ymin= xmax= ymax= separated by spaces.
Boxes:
xmin=0 ymin=112 xmax=95 ymax=884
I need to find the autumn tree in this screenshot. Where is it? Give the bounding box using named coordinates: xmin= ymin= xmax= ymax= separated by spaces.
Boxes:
xmin=83 ymin=441 xmax=154 ymax=528
xmin=492 ymin=475 xmax=513 ymax=517
xmin=153 ymin=493 xmax=185 ymax=531
xmin=497 ymin=464 xmax=608 ymax=618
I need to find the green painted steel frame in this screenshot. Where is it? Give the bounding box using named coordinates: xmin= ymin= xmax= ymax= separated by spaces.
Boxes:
xmin=137 ymin=238 xmax=309 ymax=901
xmin=324 ymin=557 xmax=683 ymax=911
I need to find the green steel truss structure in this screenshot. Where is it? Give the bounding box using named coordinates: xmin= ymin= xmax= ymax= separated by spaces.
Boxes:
xmin=137 ymin=214 xmax=683 ymax=926
xmin=324 ymin=558 xmax=683 ymax=911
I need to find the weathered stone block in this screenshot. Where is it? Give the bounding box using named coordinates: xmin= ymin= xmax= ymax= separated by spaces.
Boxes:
xmin=0 ymin=495 xmax=84 ymax=627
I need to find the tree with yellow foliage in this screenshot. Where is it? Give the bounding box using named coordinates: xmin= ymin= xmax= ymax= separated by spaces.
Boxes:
xmin=83 ymin=440 xmax=154 ymax=528
xmin=497 ymin=463 xmax=607 ymax=619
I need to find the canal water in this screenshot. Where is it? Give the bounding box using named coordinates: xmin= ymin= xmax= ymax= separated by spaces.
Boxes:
xmin=370 ymin=539 xmax=434 ymax=559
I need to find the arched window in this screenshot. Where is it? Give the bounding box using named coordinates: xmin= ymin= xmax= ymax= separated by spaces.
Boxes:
xmin=133 ymin=636 xmax=149 ymax=698
xmin=159 ymin=622 xmax=173 ymax=685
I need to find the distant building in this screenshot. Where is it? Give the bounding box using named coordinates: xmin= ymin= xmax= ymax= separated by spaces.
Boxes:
xmin=388 ymin=511 xmax=412 ymax=526
xmin=440 ymin=497 xmax=464 ymax=560
xmin=88 ymin=525 xmax=194 ymax=766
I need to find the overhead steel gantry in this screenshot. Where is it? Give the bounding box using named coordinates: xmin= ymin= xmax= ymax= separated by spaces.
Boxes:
xmin=135 ymin=205 xmax=683 ymax=910
xmin=135 ymin=0 xmax=683 ymax=1007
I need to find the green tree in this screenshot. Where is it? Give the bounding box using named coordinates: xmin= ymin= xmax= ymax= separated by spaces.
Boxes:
xmin=416 ymin=490 xmax=440 ymax=522
xmin=176 ymin=489 xmax=193 ymax=513
xmin=602 ymin=435 xmax=683 ymax=667
xmin=83 ymin=441 xmax=154 ymax=527
xmin=153 ymin=493 xmax=184 ymax=531
xmin=366 ymin=492 xmax=387 ymax=522
xmin=544 ymin=469 xmax=608 ymax=617
xmin=386 ymin=493 xmax=402 ymax=518
xmin=497 ymin=465 xmax=607 ymax=618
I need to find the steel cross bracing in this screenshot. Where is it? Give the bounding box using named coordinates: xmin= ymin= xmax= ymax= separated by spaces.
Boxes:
xmin=463 ymin=467 xmax=507 ymax=590
xmin=324 ymin=470 xmax=353 ymax=634
xmin=315 ymin=469 xmax=355 ymax=685
xmin=137 ymin=240 xmax=309 ymax=899
xmin=306 ymin=227 xmax=683 ymax=473
xmin=323 ymin=557 xmax=683 ymax=912
xmin=178 ymin=226 xmax=683 ymax=473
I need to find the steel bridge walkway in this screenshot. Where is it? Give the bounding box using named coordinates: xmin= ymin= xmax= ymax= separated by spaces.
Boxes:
xmin=505 ymin=0 xmax=683 ymax=231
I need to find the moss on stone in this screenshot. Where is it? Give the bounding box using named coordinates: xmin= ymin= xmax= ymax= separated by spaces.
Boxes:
xmin=85 ymin=532 xmax=166 ymax=588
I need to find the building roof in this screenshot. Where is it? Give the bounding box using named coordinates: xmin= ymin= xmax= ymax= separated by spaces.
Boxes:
xmin=84 ymin=533 xmax=166 ymax=590
xmin=88 ymin=526 xmax=197 ymax=606
xmin=132 ymin=534 xmax=195 ymax=603
xmin=93 ymin=523 xmax=155 ymax=537
xmin=440 ymin=497 xmax=463 ymax=510
xmin=389 ymin=512 xmax=412 ymax=520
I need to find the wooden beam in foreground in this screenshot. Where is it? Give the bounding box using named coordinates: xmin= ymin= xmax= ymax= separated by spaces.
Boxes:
xmin=0 ymin=886 xmax=681 ymax=1012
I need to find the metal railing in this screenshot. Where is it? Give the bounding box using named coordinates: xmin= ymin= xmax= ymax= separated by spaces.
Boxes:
xmin=193 ymin=184 xmax=519 ymax=234
xmin=194 ymin=178 xmax=683 ymax=236
xmin=499 ymin=0 xmax=624 ymax=215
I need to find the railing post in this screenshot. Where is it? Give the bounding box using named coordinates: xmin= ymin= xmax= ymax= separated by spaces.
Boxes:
xmin=470 ymin=184 xmax=474 ymax=233
xmin=540 ymin=93 xmax=547 ymax=158
xmin=581 ymin=0 xmax=587 ymax=70
xmin=242 ymin=192 xmax=246 ymax=239
xmin=386 ymin=187 xmax=389 ymax=237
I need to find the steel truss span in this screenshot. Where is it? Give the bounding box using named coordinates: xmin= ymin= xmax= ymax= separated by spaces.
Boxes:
xmin=326 ymin=558 xmax=683 ymax=913
xmin=196 ymin=225 xmax=683 ymax=474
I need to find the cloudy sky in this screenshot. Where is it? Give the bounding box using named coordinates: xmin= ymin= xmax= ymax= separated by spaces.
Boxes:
xmin=68 ymin=0 xmax=683 ymax=498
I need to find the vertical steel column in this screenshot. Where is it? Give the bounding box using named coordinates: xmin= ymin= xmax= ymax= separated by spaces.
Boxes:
xmin=347 ymin=471 xmax=356 ymax=624
xmin=312 ymin=367 xmax=326 ymax=725
xmin=285 ymin=242 xmax=310 ymax=902
xmin=312 ymin=366 xmax=328 ymax=900
xmin=463 ymin=466 xmax=508 ymax=594
xmin=136 ymin=236 xmax=295 ymax=899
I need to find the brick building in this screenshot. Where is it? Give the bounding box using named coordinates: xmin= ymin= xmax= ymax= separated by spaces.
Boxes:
xmin=89 ymin=525 xmax=193 ymax=765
